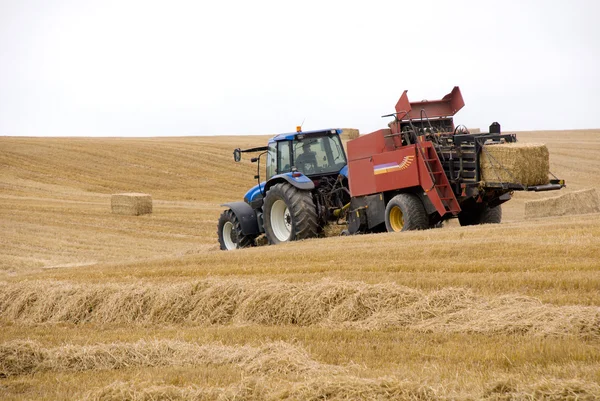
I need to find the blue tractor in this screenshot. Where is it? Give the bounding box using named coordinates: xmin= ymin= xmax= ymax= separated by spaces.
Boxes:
xmin=217 ymin=128 xmax=351 ymax=250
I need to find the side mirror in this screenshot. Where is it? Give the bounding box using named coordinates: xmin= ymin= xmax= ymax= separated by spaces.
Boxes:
xmin=233 ymin=148 xmax=241 ymax=162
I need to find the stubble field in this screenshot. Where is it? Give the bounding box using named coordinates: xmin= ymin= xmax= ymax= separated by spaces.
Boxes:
xmin=1 ymin=130 xmax=599 ymax=400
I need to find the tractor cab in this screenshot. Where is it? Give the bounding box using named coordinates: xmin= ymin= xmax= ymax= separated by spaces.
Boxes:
xmin=232 ymin=128 xmax=349 ymax=209
xmin=220 ymin=128 xmax=350 ymax=250
xmin=266 ymin=129 xmax=347 ymax=179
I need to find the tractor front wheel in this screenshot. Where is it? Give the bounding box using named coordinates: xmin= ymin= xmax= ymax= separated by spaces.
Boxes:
xmin=263 ymin=183 xmax=318 ymax=244
xmin=217 ymin=209 xmax=256 ymax=250
xmin=384 ymin=193 xmax=429 ymax=232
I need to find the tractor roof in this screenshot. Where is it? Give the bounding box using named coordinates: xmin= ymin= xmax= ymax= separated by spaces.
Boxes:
xmin=269 ymin=128 xmax=342 ymax=143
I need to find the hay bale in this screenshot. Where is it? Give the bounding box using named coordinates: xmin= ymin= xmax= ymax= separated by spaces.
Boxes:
xmin=525 ymin=189 xmax=600 ymax=220
xmin=468 ymin=128 xmax=481 ymax=134
xmin=480 ymin=143 xmax=549 ymax=186
xmin=111 ymin=193 xmax=152 ymax=216
xmin=340 ymin=128 xmax=359 ymax=140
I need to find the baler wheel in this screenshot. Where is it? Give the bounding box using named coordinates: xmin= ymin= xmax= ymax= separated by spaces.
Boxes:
xmin=263 ymin=182 xmax=318 ymax=244
xmin=458 ymin=204 xmax=502 ymax=226
xmin=217 ymin=209 xmax=257 ymax=250
xmin=480 ymin=205 xmax=502 ymax=224
xmin=384 ymin=194 xmax=428 ymax=232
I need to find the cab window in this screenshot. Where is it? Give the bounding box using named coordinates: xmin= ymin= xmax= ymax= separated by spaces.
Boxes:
xmin=293 ymin=134 xmax=346 ymax=176
xmin=266 ymin=142 xmax=277 ymax=179
xmin=277 ymin=141 xmax=291 ymax=174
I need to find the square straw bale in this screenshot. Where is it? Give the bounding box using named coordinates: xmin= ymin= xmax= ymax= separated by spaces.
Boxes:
xmin=525 ymin=189 xmax=600 ymax=219
xmin=480 ymin=142 xmax=549 ymax=186
xmin=111 ymin=193 xmax=153 ymax=216
xmin=340 ymin=128 xmax=360 ymax=140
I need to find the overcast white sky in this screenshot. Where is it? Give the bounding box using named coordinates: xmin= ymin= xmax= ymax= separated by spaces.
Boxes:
xmin=1 ymin=0 xmax=599 ymax=137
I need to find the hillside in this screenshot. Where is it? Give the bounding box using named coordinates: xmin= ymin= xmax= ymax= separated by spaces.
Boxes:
xmin=1 ymin=130 xmax=599 ymax=400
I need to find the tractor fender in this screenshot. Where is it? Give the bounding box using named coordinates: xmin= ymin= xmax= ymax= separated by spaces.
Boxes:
xmin=221 ymin=202 xmax=261 ymax=235
xmin=339 ymin=165 xmax=349 ymax=178
xmin=264 ymin=173 xmax=315 ymax=193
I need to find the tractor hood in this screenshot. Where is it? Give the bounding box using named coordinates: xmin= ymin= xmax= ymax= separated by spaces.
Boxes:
xmin=244 ymin=181 xmax=267 ymax=204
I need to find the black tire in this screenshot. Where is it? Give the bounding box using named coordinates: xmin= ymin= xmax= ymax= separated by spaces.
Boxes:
xmin=263 ymin=182 xmax=318 ymax=244
xmin=384 ymin=193 xmax=429 ymax=232
xmin=458 ymin=204 xmax=502 ymax=226
xmin=431 ymin=221 xmax=444 ymax=229
xmin=457 ymin=208 xmax=478 ymax=226
xmin=217 ymin=209 xmax=256 ymax=250
xmin=480 ymin=205 xmax=502 ymax=224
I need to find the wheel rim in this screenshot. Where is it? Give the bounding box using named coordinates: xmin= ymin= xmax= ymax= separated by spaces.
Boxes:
xmin=270 ymin=199 xmax=292 ymax=241
xmin=389 ymin=206 xmax=404 ymax=232
xmin=222 ymin=221 xmax=237 ymax=250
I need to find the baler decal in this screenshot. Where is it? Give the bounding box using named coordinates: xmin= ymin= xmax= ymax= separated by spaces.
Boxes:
xmin=373 ymin=156 xmax=414 ymax=175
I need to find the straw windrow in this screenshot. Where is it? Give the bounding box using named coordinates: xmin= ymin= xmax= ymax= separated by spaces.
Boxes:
xmin=84 ymin=377 xmax=443 ymax=401
xmin=0 ymin=279 xmax=598 ymax=338
xmin=0 ymin=339 xmax=337 ymax=378
xmin=82 ymin=376 xmax=600 ymax=401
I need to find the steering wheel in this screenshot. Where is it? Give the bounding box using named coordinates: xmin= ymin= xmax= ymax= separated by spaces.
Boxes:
xmin=302 ymin=162 xmax=315 ymax=174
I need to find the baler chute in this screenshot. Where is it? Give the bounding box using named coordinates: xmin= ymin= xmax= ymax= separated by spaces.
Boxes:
xmin=394 ymin=86 xmax=464 ymax=122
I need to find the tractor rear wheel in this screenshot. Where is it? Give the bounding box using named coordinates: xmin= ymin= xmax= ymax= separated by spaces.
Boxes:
xmin=263 ymin=182 xmax=318 ymax=244
xmin=384 ymin=193 xmax=429 ymax=232
xmin=458 ymin=204 xmax=502 ymax=226
xmin=217 ymin=209 xmax=256 ymax=250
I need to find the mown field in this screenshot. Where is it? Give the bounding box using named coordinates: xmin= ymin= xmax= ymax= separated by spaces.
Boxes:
xmin=1 ymin=130 xmax=599 ymax=400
